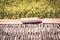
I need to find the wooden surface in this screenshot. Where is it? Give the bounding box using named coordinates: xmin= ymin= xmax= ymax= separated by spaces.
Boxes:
xmin=0 ymin=18 xmax=42 ymax=24
xmin=42 ymin=18 xmax=60 ymax=23
xmin=0 ymin=19 xmax=22 ymax=24
xmin=0 ymin=18 xmax=60 ymax=24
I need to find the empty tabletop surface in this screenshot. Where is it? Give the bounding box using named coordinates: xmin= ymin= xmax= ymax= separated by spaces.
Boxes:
xmin=42 ymin=18 xmax=60 ymax=23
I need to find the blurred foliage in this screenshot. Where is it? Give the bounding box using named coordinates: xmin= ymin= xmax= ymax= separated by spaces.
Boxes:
xmin=0 ymin=0 xmax=60 ymax=19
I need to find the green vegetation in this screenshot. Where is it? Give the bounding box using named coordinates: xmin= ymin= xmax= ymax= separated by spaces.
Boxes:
xmin=0 ymin=0 xmax=60 ymax=19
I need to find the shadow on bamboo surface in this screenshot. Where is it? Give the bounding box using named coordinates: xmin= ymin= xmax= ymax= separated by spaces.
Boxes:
xmin=0 ymin=23 xmax=60 ymax=40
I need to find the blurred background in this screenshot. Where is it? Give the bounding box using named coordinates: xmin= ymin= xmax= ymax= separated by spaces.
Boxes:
xmin=0 ymin=0 xmax=60 ymax=19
